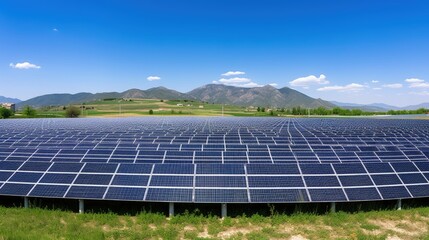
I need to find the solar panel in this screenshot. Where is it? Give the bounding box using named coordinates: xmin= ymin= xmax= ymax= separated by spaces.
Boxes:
xmin=0 ymin=117 xmax=429 ymax=204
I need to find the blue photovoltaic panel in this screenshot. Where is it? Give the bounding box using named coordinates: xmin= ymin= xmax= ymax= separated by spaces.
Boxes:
xmin=150 ymin=175 xmax=193 ymax=187
xmin=153 ymin=164 xmax=194 ymax=174
xmin=250 ymin=189 xmax=308 ymax=202
xmin=407 ymin=185 xmax=429 ymax=197
xmin=195 ymin=189 xmax=248 ymax=203
xmin=104 ymin=187 xmax=145 ymax=201
xmin=81 ymin=163 xmax=118 ymax=173
xmin=309 ymin=188 xmax=347 ymax=201
xmin=398 ymin=173 xmax=427 ymax=184
xmin=74 ymin=174 xmax=113 ymax=185
xmin=117 ymin=164 xmax=152 ymax=174
xmin=195 ymin=176 xmax=246 ymax=188
xmin=371 ymin=174 xmax=402 ymax=185
xmin=0 ymin=172 xmax=13 ymax=181
xmin=145 ymin=188 xmax=192 ymax=202
xmin=333 ymin=163 xmax=367 ymax=174
xmin=304 ymin=176 xmax=341 ymax=187
xmin=39 ymin=173 xmax=76 ymax=184
xmin=19 ymin=162 xmax=52 ymax=171
xmin=0 ymin=161 xmax=22 ymax=170
xmin=364 ymin=163 xmax=395 ymax=173
xmin=9 ymin=172 xmax=43 ymax=183
xmin=248 ymin=176 xmax=304 ymax=188
xmin=0 ymin=183 xmax=34 ymax=196
xmin=390 ymin=162 xmax=418 ymax=172
xmin=66 ymin=186 xmax=107 ymax=199
xmin=300 ymin=164 xmax=334 ymax=174
xmin=345 ymin=188 xmax=381 ymax=201
xmin=111 ymin=175 xmax=149 ymax=186
xmin=29 ymin=185 xmax=69 ymax=197
xmin=246 ymin=164 xmax=300 ymax=174
xmin=49 ymin=163 xmax=84 ymax=172
xmin=196 ymin=164 xmax=244 ymax=174
xmin=378 ymin=186 xmax=411 ymax=199
xmin=339 ymin=175 xmax=373 ymax=187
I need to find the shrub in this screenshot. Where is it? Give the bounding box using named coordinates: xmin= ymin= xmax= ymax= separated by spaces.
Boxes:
xmin=23 ymin=106 xmax=37 ymax=117
xmin=65 ymin=106 xmax=81 ymax=118
xmin=149 ymin=109 xmax=154 ymax=115
xmin=0 ymin=107 xmax=12 ymax=119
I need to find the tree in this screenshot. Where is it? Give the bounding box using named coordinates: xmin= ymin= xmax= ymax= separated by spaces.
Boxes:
xmin=261 ymin=107 xmax=266 ymax=112
xmin=0 ymin=107 xmax=12 ymax=119
xmin=149 ymin=109 xmax=154 ymax=115
xmin=257 ymin=107 xmax=261 ymax=112
xmin=65 ymin=106 xmax=81 ymax=118
xmin=23 ymin=106 xmax=37 ymax=118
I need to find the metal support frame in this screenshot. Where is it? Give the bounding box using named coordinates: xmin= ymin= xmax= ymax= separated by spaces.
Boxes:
xmin=79 ymin=199 xmax=85 ymax=214
xmin=221 ymin=203 xmax=227 ymax=218
xmin=24 ymin=197 xmax=29 ymax=208
xmin=397 ymin=199 xmax=402 ymax=210
xmin=169 ymin=202 xmax=175 ymax=217
xmin=330 ymin=202 xmax=336 ymax=213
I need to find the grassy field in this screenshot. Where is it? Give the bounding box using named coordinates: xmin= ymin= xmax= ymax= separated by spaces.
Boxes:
xmin=31 ymin=99 xmax=271 ymax=118
xmin=1 ymin=205 xmax=429 ymax=239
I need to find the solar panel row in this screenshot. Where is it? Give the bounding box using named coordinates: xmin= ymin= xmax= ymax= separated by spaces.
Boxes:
xmin=0 ymin=117 xmax=428 ymax=203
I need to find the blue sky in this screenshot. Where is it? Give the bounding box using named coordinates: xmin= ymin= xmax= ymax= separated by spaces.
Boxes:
xmin=1 ymin=0 xmax=429 ymax=106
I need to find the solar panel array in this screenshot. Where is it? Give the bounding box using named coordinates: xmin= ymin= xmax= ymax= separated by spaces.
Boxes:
xmin=0 ymin=117 xmax=429 ymax=203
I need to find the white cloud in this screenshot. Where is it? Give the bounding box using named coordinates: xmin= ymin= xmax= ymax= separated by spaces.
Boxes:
xmin=214 ymin=77 xmax=263 ymax=88
xmin=221 ymin=71 xmax=245 ymax=76
xmin=217 ymin=77 xmax=251 ymax=84
xmin=371 ymin=80 xmax=379 ymax=83
xmin=269 ymin=83 xmax=278 ymax=87
xmin=382 ymin=83 xmax=403 ymax=89
xmin=373 ymin=87 xmax=382 ymax=90
xmin=147 ymin=76 xmax=161 ymax=81
xmin=53 ymin=28 xmax=58 ymax=32
xmin=9 ymin=62 xmax=41 ymax=69
xmin=317 ymin=83 xmax=365 ymax=92
xmin=405 ymin=78 xmax=424 ymax=83
xmin=405 ymin=78 xmax=429 ymax=88
xmin=289 ymin=74 xmax=329 ymax=87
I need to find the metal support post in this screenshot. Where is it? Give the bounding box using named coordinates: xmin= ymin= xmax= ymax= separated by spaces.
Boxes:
xmin=169 ymin=202 xmax=175 ymax=217
xmin=221 ymin=203 xmax=227 ymax=218
xmin=397 ymin=199 xmax=402 ymax=210
xmin=24 ymin=197 xmax=29 ymax=208
xmin=330 ymin=202 xmax=336 ymax=213
xmin=79 ymin=199 xmax=85 ymax=214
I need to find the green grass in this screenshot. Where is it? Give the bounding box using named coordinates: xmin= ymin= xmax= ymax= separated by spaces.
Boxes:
xmin=1 ymin=206 xmax=429 ymax=239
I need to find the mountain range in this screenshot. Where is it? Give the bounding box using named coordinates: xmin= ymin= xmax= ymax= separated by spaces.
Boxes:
xmin=0 ymin=96 xmax=21 ymax=104
xmin=14 ymin=84 xmax=335 ymax=109
xmin=331 ymin=101 xmax=429 ymax=111
xmin=3 ymin=84 xmax=428 ymax=111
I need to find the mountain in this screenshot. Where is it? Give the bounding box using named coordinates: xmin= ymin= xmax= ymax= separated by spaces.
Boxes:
xmin=0 ymin=96 xmax=21 ymax=104
xmin=188 ymin=84 xmax=335 ymax=108
xmin=17 ymin=87 xmax=192 ymax=108
xmin=17 ymin=84 xmax=335 ymax=109
xmin=402 ymin=102 xmax=429 ymax=110
xmin=331 ymin=101 xmax=429 ymax=111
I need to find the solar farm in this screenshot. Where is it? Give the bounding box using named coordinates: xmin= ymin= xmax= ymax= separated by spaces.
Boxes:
xmin=1 ymin=117 xmax=429 ymax=216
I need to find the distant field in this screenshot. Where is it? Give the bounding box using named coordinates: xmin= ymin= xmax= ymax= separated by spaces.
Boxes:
xmin=34 ymin=99 xmax=272 ymax=118
xmin=1 ymin=206 xmax=429 ymax=239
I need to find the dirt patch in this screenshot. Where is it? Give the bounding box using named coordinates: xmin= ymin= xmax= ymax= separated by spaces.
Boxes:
xmin=198 ymin=226 xmax=210 ymax=238
xmin=289 ymin=235 xmax=308 ymax=240
xmin=184 ymin=225 xmax=197 ymax=231
xmin=148 ymin=224 xmax=157 ymax=230
xmin=368 ymin=218 xmax=428 ymax=237
xmin=217 ymin=226 xmax=261 ymax=239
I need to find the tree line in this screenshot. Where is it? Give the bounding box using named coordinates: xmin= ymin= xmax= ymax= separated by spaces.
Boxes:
xmin=257 ymin=106 xmax=429 ymax=116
